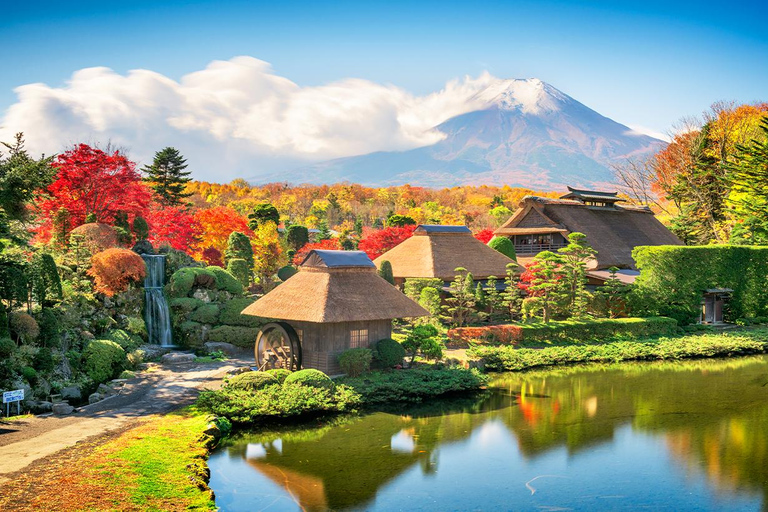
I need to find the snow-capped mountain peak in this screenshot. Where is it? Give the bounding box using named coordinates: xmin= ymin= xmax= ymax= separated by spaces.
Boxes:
xmin=472 ymin=78 xmax=567 ymax=114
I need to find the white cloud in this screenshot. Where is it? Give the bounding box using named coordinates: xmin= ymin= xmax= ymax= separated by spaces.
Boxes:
xmin=0 ymin=57 xmax=495 ymax=182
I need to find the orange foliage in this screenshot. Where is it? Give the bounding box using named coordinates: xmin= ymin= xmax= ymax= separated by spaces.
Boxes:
xmin=293 ymin=239 xmax=341 ymax=265
xmin=69 ymin=223 xmax=120 ymax=252
xmin=88 ymin=248 xmax=146 ymax=296
xmin=192 ymin=206 xmax=251 ymax=258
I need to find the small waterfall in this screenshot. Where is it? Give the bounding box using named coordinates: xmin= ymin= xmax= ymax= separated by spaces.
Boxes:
xmin=142 ymin=254 xmax=173 ymax=347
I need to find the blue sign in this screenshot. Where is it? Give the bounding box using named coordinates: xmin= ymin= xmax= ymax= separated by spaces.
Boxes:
xmin=3 ymin=389 xmax=24 ymax=403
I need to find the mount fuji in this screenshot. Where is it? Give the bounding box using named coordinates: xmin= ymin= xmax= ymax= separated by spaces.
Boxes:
xmin=261 ymin=78 xmax=665 ymax=189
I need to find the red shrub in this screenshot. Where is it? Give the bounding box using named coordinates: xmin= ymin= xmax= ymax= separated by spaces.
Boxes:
xmin=357 ymin=225 xmax=416 ymax=260
xmin=446 ymin=325 xmax=523 ymax=348
xmin=88 ymin=248 xmax=146 ymax=296
xmin=474 ymin=228 xmax=494 ymax=244
xmin=202 ymin=247 xmax=224 ymax=267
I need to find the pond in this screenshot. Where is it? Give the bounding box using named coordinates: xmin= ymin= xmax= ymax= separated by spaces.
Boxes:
xmin=208 ymin=355 xmax=768 ymax=511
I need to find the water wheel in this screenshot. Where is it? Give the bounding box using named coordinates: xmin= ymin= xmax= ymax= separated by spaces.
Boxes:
xmin=255 ymin=322 xmax=302 ymax=371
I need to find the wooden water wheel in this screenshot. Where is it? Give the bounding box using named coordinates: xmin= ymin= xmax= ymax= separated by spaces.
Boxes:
xmin=255 ymin=322 xmax=302 ymax=371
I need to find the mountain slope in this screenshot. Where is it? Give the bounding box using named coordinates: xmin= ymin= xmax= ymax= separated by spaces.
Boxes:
xmin=259 ymin=79 xmax=664 ymax=189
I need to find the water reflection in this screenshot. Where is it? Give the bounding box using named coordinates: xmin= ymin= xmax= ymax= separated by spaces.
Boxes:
xmin=209 ymin=356 xmax=768 ymax=511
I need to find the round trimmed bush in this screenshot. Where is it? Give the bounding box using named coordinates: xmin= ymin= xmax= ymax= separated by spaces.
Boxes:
xmin=22 ymin=366 xmax=38 ymax=383
xmin=338 ymin=348 xmax=373 ymax=377
xmin=10 ymin=311 xmax=40 ymax=344
xmin=206 ymin=266 xmax=244 ymax=295
xmin=190 ymin=303 xmax=220 ymax=324
xmin=283 ymin=368 xmax=334 ymax=390
xmin=83 ymin=339 xmax=127 ymax=384
xmin=277 ymin=265 xmax=298 ymax=282
xmin=227 ymin=371 xmax=277 ymax=391
xmin=488 ymin=236 xmax=517 ymax=260
xmin=375 ymin=338 xmax=406 ymax=368
xmin=265 ymin=368 xmax=291 ymax=384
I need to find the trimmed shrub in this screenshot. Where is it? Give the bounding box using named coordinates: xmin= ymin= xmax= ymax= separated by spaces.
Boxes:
xmin=284 ymin=369 xmax=334 ymax=390
xmin=404 ymin=278 xmax=444 ymax=301
xmin=37 ymin=309 xmax=61 ymax=348
xmin=338 ymin=348 xmax=373 ymax=377
xmin=169 ymin=297 xmax=205 ymax=314
xmin=447 ymin=325 xmax=523 ymax=348
xmin=207 ymin=326 xmax=260 ymax=348
xmin=219 ymin=298 xmax=260 ymax=327
xmin=69 ymin=222 xmax=119 ymax=253
xmin=169 ymin=267 xmax=217 ymax=298
xmin=419 ymin=336 xmax=445 ymax=361
xmin=190 ymin=304 xmax=220 ymax=324
xmin=265 ymin=368 xmax=291 ymax=384
xmin=517 ymin=317 xmax=678 ymax=345
xmin=227 ymin=258 xmax=251 ymax=288
xmin=285 ymin=225 xmax=309 ymax=251
xmin=378 ymin=260 xmax=395 ymax=285
xmin=488 ymin=236 xmax=517 ymax=260
xmin=227 ymin=371 xmax=277 ymax=391
xmin=375 ymin=338 xmax=406 ymax=368
xmin=22 ymin=366 xmax=38 ymax=383
xmin=0 ymin=337 xmax=15 ymax=358
xmin=10 ymin=311 xmax=40 ymax=344
xmin=83 ymin=339 xmax=127 ymax=384
xmin=206 ymin=266 xmax=244 ymax=295
xmin=277 ymin=265 xmax=298 ymax=282
xmin=103 ymin=329 xmax=142 ymax=351
xmin=88 ymin=248 xmax=146 ymax=296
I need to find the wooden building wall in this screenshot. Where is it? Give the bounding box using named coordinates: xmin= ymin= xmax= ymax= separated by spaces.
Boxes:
xmin=288 ymin=319 xmax=392 ymax=375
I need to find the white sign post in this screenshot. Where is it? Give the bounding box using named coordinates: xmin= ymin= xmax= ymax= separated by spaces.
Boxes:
xmin=3 ymin=389 xmax=24 ymax=417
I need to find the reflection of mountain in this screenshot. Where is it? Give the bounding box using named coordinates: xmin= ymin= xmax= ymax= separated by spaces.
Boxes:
xmin=216 ymin=356 xmax=768 ymax=511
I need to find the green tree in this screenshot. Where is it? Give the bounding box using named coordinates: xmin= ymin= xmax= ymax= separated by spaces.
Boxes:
xmin=488 ymin=236 xmax=517 ymax=260
xmin=442 ymin=267 xmax=477 ymax=326
xmin=113 ymin=211 xmax=132 ymax=245
xmin=141 ymin=147 xmax=192 ymax=206
xmin=132 ymin=215 xmax=149 ymax=241
xmin=0 ymin=133 xmax=55 ymax=222
xmin=227 ymin=258 xmax=251 ymax=288
xmin=378 ymin=260 xmax=395 ymax=285
xmin=484 ymin=276 xmax=505 ymax=321
xmin=418 ymin=286 xmax=442 ymax=322
xmin=402 ymin=324 xmax=440 ymax=364
xmin=729 ymin=116 xmax=768 ymax=244
xmin=225 ymin=232 xmax=254 ymax=276
xmin=29 ymin=253 xmax=62 ymax=308
xmin=247 ymin=203 xmax=280 ymax=230
xmin=527 ymin=251 xmax=566 ymax=323
xmin=501 ymin=263 xmax=522 ymax=321
xmin=386 ymin=214 xmax=416 ymax=227
xmin=594 ymin=266 xmax=630 ymax=318
xmin=285 ymin=225 xmax=309 ymax=251
xmin=51 ymin=207 xmax=71 ymax=250
xmin=316 ymin=219 xmax=331 ymax=241
xmin=557 ymin=232 xmax=596 ymax=318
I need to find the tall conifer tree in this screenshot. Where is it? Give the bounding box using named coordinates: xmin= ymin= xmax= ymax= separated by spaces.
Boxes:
xmin=142 ymin=147 xmax=192 ymax=206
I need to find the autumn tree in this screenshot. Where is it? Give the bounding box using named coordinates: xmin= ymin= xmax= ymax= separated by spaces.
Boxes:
xmin=141 ymin=147 xmax=192 ymax=206
xmin=292 ymin=238 xmax=340 ymax=265
xmin=357 ymin=225 xmax=416 ymax=260
xmin=37 ymin=144 xmax=151 ymax=242
xmin=88 ymin=248 xmax=146 ymax=296
xmin=193 ymin=206 xmax=250 ymax=258
xmin=146 ymin=205 xmax=200 ymax=253
xmin=251 ymin=221 xmax=284 ymax=292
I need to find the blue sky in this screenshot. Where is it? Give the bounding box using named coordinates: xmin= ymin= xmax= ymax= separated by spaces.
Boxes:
xmin=0 ymin=0 xmax=766 ymax=180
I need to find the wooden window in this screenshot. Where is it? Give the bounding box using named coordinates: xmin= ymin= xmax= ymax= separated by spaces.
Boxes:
xmin=349 ymin=328 xmax=369 ymax=348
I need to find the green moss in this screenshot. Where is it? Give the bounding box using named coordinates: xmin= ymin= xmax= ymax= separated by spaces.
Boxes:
xmin=227 ymin=372 xmax=277 ymax=391
xmin=265 ymin=368 xmax=291 ymax=384
xmin=103 ymin=329 xmax=142 ymax=351
xmin=83 ymin=340 xmax=127 ymax=384
xmin=284 ymin=368 xmax=334 ymax=390
xmin=168 ymin=267 xmax=218 ymax=298
xmin=190 ymin=304 xmax=220 ymax=324
xmin=207 ymin=325 xmax=260 ymax=348
xmin=219 ymin=297 xmax=261 ymax=327
xmin=206 ymin=266 xmax=243 ymax=296
xmin=169 ymin=297 xmax=205 ymax=314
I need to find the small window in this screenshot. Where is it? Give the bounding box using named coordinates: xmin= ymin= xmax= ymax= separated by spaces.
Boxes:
xmin=350 ymin=329 xmax=369 ymax=348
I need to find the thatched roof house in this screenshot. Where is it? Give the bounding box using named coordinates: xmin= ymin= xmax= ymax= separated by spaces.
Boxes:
xmin=242 ymin=250 xmax=426 ymax=374
xmin=494 ymin=187 xmax=682 ymax=272
xmin=373 ymin=225 xmax=520 ymax=284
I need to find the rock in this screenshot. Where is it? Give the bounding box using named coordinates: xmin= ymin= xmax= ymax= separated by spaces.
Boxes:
xmin=81 ymin=330 xmax=95 ymax=340
xmin=52 ymin=402 xmax=74 ymax=415
xmin=88 ymin=392 xmax=102 ymax=404
xmin=110 ymin=379 xmax=128 ymax=387
xmin=60 ymin=385 xmax=82 ymax=401
xmin=132 ymin=239 xmax=155 ymax=255
xmin=226 ymin=366 xmax=253 ymax=375
xmin=193 ymin=289 xmax=212 ymax=303
xmin=137 ymin=344 xmax=168 ymax=360
xmin=97 ymin=383 xmax=117 ymax=396
xmin=27 ymin=400 xmax=53 ymax=413
xmin=203 ymin=342 xmax=246 ymax=358
xmin=162 ymin=352 xmax=196 ymax=365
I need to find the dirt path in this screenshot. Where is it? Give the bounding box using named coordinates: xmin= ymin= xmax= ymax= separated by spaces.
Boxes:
xmin=0 ymin=357 xmax=248 ymax=484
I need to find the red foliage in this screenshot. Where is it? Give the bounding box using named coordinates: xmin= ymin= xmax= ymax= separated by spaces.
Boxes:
xmin=192 ymin=206 xmax=252 ymax=258
xmin=37 ymin=144 xmax=152 ymax=242
xmin=474 ymin=228 xmax=494 ymax=244
xmin=357 ymin=225 xmax=416 ymax=260
xmin=88 ymin=248 xmax=146 ymax=296
xmin=202 ymin=247 xmax=224 ymax=267
xmin=518 ymin=261 xmax=562 ymax=295
xmin=446 ymin=325 xmax=523 ymax=348
xmin=292 ymin=238 xmax=341 ymax=265
xmin=146 ymin=204 xmax=200 ymax=253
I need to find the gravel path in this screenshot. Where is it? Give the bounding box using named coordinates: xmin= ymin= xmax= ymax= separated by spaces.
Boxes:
xmin=0 ymin=357 xmax=249 ymax=484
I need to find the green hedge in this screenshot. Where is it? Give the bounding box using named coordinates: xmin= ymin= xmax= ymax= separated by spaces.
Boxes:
xmin=206 ymin=266 xmax=243 ymax=295
xmin=633 ymin=245 xmax=768 ymax=324
xmin=227 ymin=372 xmax=276 ymax=391
xmin=189 ymin=303 xmax=220 ymax=324
xmin=518 ymin=317 xmax=678 ymax=345
xmin=471 ymin=329 xmax=768 ymax=372
xmin=169 ymin=297 xmax=204 ymax=314
xmin=219 ymin=297 xmax=260 ymax=327
xmin=284 ymin=369 xmax=334 ymax=390
xmin=207 ymin=325 xmax=260 ymax=348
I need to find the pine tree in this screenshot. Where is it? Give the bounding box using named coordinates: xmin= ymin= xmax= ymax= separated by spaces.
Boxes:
xmin=141 ymin=147 xmax=192 ymax=207
xmin=317 ymin=219 xmax=331 ymax=241
xmin=442 ymin=267 xmax=477 ymax=326
xmin=557 ymin=232 xmax=596 ymax=318
xmin=527 ymin=251 xmax=566 ymax=323
xmin=484 ymin=276 xmax=505 ymax=321
xmin=501 ymin=263 xmax=522 ymax=321
xmin=247 ymin=203 xmax=280 ymax=230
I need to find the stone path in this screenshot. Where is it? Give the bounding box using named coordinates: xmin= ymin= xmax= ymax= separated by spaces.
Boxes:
xmin=0 ymin=357 xmax=249 ymax=484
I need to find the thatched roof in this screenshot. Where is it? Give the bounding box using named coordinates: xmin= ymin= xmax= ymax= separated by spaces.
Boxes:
xmin=242 ymin=250 xmax=427 ymax=323
xmin=373 ymin=225 xmax=520 ymax=281
xmin=494 ymin=196 xmax=682 ymax=269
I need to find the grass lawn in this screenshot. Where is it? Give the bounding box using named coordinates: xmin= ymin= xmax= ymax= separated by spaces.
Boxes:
xmin=0 ymin=408 xmax=216 ymax=512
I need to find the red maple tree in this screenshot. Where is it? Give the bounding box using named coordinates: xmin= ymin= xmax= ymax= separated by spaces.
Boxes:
xmin=473 ymin=228 xmax=494 ymax=244
xmin=292 ymin=238 xmax=341 ymax=265
xmin=357 ymin=225 xmax=416 ymax=260
xmin=36 ymin=144 xmax=152 ymax=242
xmin=146 ymin=204 xmax=200 ymax=253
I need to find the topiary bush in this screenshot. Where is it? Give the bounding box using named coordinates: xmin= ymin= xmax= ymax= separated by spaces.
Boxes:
xmin=488 ymin=236 xmax=517 ymax=260
xmin=103 ymin=329 xmax=142 ymax=352
xmin=265 ymin=368 xmax=291 ymax=384
xmin=0 ymin=337 xmax=15 ymax=358
xmin=190 ymin=303 xmax=220 ymax=324
xmin=338 ymin=348 xmax=373 ymax=377
xmin=69 ymin=222 xmax=119 ymax=253
xmin=206 ymin=266 xmax=243 ymax=296
xmin=277 ymin=265 xmax=298 ymax=282
xmin=227 ymin=371 xmax=277 ymax=391
xmin=169 ymin=267 xmax=217 ymax=298
xmin=283 ymin=368 xmax=334 ymax=390
xmin=375 ymin=338 xmax=406 ymax=368
xmin=83 ymin=339 xmax=127 ymax=384
xmin=218 ymin=298 xmax=260 ymax=327
xmin=10 ymin=311 xmax=40 ymax=344
xmin=227 ymin=258 xmax=252 ymax=288
xmin=207 ymin=325 xmax=260 ymax=348
xmin=88 ymin=248 xmax=146 ymax=296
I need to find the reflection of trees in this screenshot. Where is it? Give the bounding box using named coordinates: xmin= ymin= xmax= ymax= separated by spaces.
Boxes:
xmin=222 ymin=355 xmax=768 ymax=511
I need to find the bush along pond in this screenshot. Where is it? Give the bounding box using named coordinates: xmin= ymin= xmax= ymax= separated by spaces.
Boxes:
xmin=142 ymin=253 xmax=173 ymax=347
xmin=207 ymin=355 xmax=768 ymax=511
